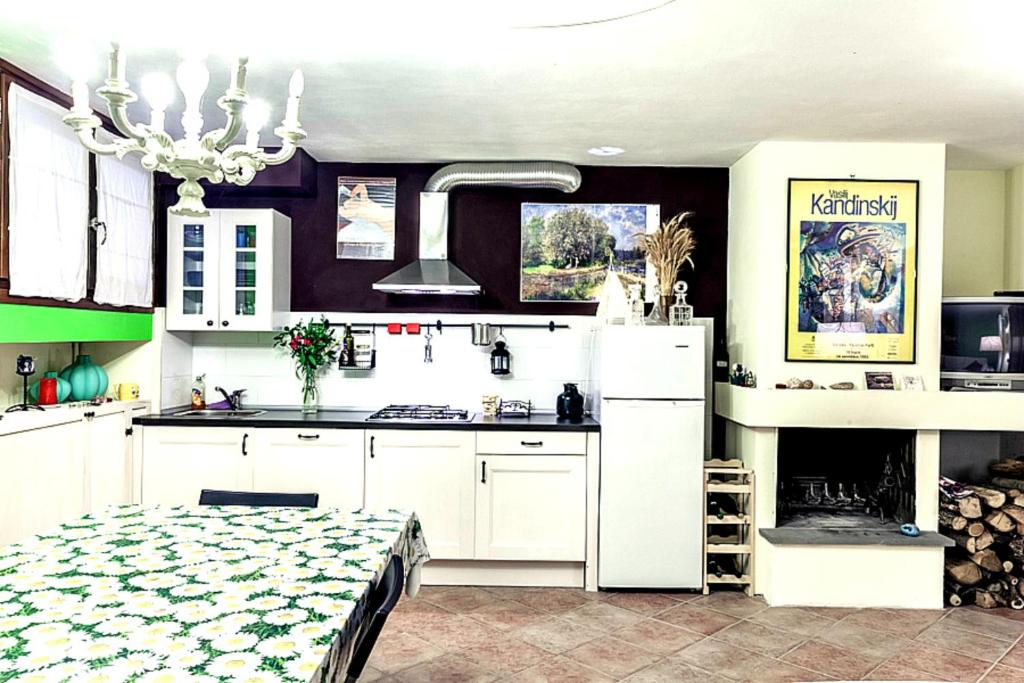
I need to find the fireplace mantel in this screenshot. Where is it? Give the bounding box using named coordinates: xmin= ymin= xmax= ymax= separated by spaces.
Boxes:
xmin=715 ymin=383 xmax=1024 ymax=431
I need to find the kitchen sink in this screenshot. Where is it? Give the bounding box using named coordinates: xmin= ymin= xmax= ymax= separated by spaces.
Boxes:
xmin=172 ymin=409 xmax=267 ymax=418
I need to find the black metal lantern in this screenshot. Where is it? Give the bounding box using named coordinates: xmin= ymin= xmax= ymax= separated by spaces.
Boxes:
xmin=490 ymin=337 xmax=511 ymax=375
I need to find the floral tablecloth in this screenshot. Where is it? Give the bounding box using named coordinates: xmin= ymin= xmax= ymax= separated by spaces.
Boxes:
xmin=0 ymin=505 xmax=429 ymax=683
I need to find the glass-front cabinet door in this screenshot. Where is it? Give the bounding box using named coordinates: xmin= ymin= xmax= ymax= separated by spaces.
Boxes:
xmin=167 ymin=213 xmax=220 ymax=331
xmin=218 ymin=211 xmax=273 ymax=331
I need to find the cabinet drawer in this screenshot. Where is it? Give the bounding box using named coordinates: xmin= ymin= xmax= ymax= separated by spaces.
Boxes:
xmin=257 ymin=428 xmax=363 ymax=449
xmin=476 ymin=431 xmax=586 ymax=455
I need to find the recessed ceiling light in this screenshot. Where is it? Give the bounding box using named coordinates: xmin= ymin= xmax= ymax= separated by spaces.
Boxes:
xmin=588 ymin=146 xmax=625 ymax=157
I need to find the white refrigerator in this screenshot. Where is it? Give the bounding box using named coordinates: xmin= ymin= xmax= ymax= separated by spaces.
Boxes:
xmin=596 ymin=325 xmax=706 ymax=588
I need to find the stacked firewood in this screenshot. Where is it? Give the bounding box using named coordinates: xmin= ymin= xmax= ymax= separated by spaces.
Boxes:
xmin=942 ymin=463 xmax=1024 ymax=609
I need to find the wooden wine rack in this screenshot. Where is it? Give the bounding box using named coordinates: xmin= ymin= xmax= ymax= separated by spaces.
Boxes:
xmin=703 ymin=460 xmax=755 ymax=595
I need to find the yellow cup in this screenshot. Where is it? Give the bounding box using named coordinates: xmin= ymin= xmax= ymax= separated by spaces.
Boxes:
xmin=115 ymin=383 xmax=140 ymax=401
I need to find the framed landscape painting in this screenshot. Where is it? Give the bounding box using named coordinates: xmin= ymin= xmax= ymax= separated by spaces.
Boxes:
xmin=520 ymin=203 xmax=660 ymax=302
xmin=785 ymin=178 xmax=919 ymax=363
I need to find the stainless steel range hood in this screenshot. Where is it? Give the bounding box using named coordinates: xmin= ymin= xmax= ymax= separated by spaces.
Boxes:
xmin=373 ymin=161 xmax=582 ymax=296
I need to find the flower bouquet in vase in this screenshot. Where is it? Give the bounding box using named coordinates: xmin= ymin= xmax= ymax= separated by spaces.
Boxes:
xmin=635 ymin=210 xmax=697 ymax=325
xmin=273 ymin=317 xmax=338 ymax=414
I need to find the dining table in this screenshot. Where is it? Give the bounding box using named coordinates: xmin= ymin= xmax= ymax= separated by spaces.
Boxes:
xmin=0 ymin=504 xmax=429 ymax=682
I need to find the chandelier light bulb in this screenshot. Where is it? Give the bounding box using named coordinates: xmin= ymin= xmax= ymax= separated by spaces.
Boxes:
xmin=176 ymin=57 xmax=210 ymax=142
xmin=141 ymin=73 xmax=175 ymax=112
xmin=289 ymin=69 xmax=304 ymax=98
xmin=175 ymin=58 xmax=210 ymax=105
xmin=244 ymin=99 xmax=270 ymax=148
xmin=141 ymin=73 xmax=175 ymax=131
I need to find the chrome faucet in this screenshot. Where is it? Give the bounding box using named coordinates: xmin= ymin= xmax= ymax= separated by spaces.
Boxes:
xmin=215 ymin=386 xmax=246 ymax=410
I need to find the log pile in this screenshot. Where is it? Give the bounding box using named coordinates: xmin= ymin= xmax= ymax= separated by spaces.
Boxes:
xmin=942 ymin=472 xmax=1024 ymax=609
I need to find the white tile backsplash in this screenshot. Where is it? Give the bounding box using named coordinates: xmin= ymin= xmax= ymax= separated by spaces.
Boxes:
xmin=188 ymin=313 xmax=598 ymax=412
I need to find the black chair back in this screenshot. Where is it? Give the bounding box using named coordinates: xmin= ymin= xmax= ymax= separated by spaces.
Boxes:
xmin=198 ymin=489 xmax=319 ymax=508
xmin=345 ymin=555 xmax=405 ymax=683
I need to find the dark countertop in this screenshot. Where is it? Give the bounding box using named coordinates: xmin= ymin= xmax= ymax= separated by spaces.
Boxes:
xmin=133 ymin=408 xmax=600 ymax=432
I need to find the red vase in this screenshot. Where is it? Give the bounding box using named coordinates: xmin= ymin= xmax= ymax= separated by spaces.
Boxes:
xmin=37 ymin=377 xmax=58 ymax=405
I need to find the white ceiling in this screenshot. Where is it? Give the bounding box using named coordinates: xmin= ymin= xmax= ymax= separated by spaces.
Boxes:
xmin=1 ymin=1 xmax=1022 ymax=169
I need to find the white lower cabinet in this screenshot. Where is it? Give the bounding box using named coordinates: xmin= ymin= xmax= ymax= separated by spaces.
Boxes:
xmin=364 ymin=430 xmax=476 ymax=560
xmin=86 ymin=412 xmax=132 ymax=512
xmin=142 ymin=426 xmax=250 ymax=505
xmin=0 ymin=422 xmax=85 ymax=546
xmin=250 ymin=429 xmax=364 ymax=509
xmin=474 ymin=454 xmax=587 ymax=561
xmin=141 ymin=426 xmax=366 ymax=507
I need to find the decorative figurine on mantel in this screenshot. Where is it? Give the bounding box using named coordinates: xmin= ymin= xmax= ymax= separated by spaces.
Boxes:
xmin=730 ymin=364 xmax=756 ymax=388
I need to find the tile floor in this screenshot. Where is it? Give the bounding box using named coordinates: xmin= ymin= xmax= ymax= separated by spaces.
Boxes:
xmin=361 ymin=586 xmax=1024 ymax=682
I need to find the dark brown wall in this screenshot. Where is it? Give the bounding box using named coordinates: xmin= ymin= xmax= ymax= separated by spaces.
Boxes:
xmin=156 ymin=161 xmax=729 ymax=334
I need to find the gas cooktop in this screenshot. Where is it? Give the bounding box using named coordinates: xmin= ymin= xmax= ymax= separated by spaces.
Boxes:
xmin=365 ymin=404 xmax=474 ymax=423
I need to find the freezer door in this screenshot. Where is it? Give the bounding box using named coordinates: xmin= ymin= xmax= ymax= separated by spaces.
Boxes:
xmin=600 ymin=326 xmax=705 ymax=399
xmin=599 ymin=399 xmax=705 ymax=588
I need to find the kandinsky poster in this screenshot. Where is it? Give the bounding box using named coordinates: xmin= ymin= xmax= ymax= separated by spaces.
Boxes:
xmin=786 ymin=179 xmax=919 ymax=363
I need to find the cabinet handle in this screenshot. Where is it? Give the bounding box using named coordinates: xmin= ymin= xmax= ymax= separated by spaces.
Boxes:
xmin=481 ymin=460 xmax=487 ymax=484
xmin=297 ymin=434 xmax=320 ymax=441
xmin=221 ymin=321 xmax=229 ymax=327
xmin=370 ymin=435 xmax=375 ymax=458
xmin=521 ymin=440 xmax=543 ymax=447
xmin=207 ymin=320 xmax=214 ymax=327
xmin=242 ymin=433 xmax=249 ymax=456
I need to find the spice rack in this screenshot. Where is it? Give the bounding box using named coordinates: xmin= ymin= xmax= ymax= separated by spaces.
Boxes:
xmin=703 ymin=460 xmax=755 ymax=596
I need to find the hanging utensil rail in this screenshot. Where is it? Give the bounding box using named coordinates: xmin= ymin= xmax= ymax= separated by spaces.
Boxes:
xmin=324 ymin=320 xmax=568 ymax=333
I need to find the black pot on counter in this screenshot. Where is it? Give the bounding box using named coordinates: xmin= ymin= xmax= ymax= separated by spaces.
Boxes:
xmin=556 ymin=383 xmax=585 ymax=422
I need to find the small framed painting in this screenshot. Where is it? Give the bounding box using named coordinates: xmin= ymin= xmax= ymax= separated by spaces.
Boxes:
xmin=901 ymin=375 xmax=924 ymax=391
xmin=865 ymin=371 xmax=895 ymax=390
xmin=337 ymin=176 xmax=396 ymax=260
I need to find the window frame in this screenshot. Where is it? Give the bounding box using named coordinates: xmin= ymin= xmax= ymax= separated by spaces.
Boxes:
xmin=0 ymin=57 xmax=154 ymax=314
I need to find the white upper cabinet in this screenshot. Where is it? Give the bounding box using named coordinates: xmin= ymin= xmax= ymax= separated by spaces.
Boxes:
xmin=167 ymin=208 xmax=291 ymax=331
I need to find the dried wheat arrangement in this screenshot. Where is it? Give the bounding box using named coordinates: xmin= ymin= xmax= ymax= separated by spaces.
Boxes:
xmin=636 ymin=210 xmax=697 ymax=297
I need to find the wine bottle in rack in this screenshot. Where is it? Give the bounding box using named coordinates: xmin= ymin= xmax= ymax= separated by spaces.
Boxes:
xmin=707 ymin=492 xmax=744 ymax=519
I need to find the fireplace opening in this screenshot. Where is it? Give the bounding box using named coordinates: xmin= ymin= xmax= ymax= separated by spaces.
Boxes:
xmin=777 ymin=428 xmax=916 ymax=530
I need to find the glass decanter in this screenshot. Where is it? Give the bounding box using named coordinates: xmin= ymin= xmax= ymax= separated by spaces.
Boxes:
xmin=670 ymin=281 xmax=693 ymax=326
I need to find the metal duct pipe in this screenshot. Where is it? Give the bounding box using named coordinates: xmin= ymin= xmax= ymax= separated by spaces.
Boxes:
xmin=424 ymin=161 xmax=582 ymax=193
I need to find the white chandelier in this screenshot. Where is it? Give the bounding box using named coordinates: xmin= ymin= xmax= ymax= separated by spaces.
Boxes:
xmin=63 ymin=43 xmax=307 ymax=217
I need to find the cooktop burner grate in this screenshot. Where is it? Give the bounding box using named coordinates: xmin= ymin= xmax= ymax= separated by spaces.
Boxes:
xmin=366 ymin=404 xmax=473 ymax=422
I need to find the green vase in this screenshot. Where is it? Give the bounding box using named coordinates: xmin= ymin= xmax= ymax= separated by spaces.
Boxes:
xmin=29 ymin=371 xmax=72 ymax=403
xmin=60 ymin=355 xmax=109 ymax=401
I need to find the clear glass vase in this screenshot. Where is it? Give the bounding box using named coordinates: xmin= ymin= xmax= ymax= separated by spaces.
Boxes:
xmin=646 ymin=293 xmax=671 ymax=325
xmin=301 ymin=374 xmax=319 ymax=414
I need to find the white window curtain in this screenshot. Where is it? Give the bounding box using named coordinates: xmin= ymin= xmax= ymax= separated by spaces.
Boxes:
xmin=94 ymin=132 xmax=154 ymax=307
xmin=7 ymin=83 xmax=89 ymax=301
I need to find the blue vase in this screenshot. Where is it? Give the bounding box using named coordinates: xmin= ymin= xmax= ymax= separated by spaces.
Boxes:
xmin=60 ymin=355 xmax=109 ymax=401
xmin=30 ymin=371 xmax=72 ymax=403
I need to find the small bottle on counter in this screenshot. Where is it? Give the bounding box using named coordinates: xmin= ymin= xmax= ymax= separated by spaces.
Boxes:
xmin=191 ymin=374 xmax=206 ymax=410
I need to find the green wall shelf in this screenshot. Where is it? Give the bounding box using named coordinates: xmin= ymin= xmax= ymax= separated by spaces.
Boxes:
xmin=0 ymin=304 xmax=153 ymax=344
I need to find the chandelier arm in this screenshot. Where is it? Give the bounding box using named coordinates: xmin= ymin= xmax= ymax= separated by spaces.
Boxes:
xmin=107 ymin=106 xmax=149 ymax=145
xmin=62 ymin=112 xmax=143 ymax=158
xmin=257 ymin=127 xmax=307 ymax=166
xmin=203 ymin=95 xmax=247 ymax=151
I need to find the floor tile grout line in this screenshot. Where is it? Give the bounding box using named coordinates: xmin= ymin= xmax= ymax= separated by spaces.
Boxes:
xmin=979 ymin=628 xmax=1024 ymax=682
